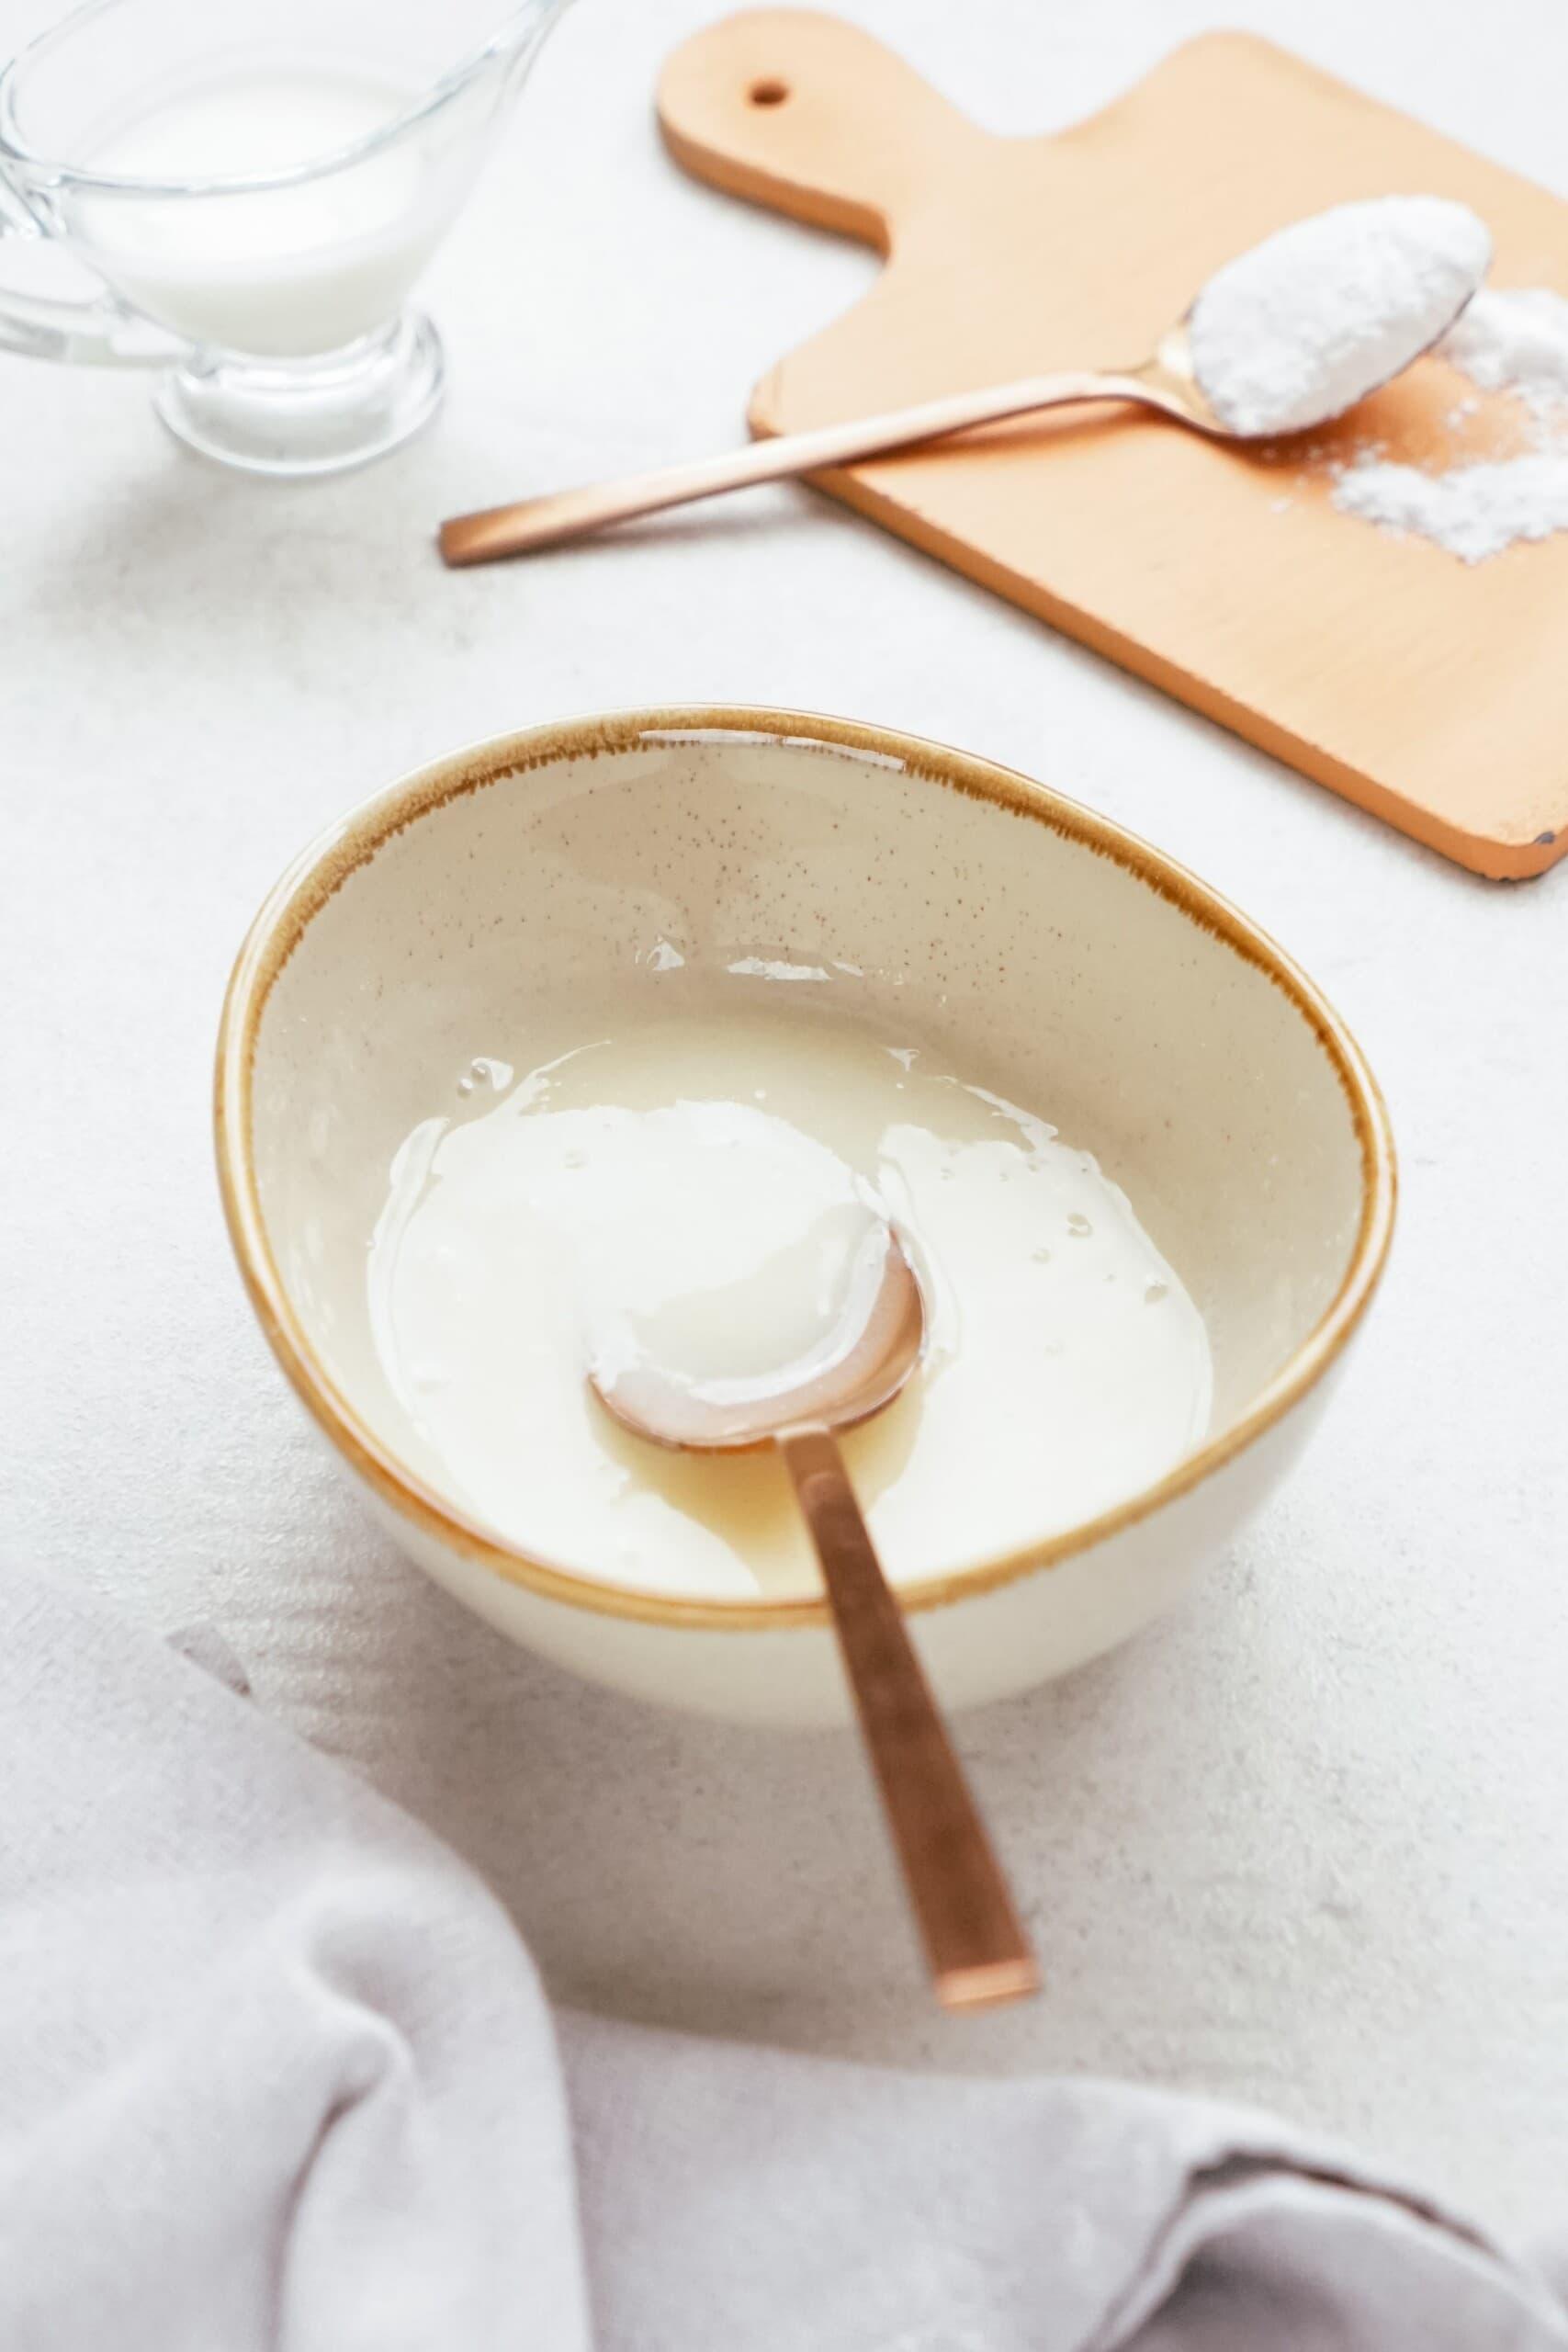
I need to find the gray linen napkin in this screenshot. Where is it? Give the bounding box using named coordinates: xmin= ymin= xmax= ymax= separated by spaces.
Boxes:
xmin=1 ymin=1557 xmax=1562 ymax=2352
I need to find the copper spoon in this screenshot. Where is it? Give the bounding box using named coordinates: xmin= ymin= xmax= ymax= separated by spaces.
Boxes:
xmin=590 ymin=1227 xmax=1039 ymax=2010
xmin=437 ymin=271 xmax=1474 ymax=569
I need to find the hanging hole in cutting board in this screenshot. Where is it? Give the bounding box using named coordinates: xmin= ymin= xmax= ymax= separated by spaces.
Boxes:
xmin=749 ymin=77 xmax=789 ymax=106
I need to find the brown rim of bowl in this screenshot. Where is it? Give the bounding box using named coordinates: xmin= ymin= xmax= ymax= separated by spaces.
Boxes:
xmin=215 ymin=704 xmax=1397 ymax=1634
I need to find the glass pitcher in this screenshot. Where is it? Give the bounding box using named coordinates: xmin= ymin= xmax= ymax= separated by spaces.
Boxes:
xmin=0 ymin=0 xmax=571 ymax=473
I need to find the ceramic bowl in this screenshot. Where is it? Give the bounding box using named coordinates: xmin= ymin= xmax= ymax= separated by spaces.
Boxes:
xmin=216 ymin=707 xmax=1394 ymax=1725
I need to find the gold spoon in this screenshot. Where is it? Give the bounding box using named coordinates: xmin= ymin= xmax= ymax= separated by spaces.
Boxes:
xmin=590 ymin=1226 xmax=1039 ymax=2011
xmin=437 ymin=204 xmax=1483 ymax=569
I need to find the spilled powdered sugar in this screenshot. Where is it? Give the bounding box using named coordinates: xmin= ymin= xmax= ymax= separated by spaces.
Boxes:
xmin=1189 ymin=197 xmax=1491 ymax=436
xmin=1441 ymin=286 xmax=1568 ymax=405
xmin=1330 ymin=287 xmax=1568 ymax=560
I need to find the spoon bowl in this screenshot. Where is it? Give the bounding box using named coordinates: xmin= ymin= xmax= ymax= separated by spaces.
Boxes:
xmin=591 ymin=1225 xmax=926 ymax=1453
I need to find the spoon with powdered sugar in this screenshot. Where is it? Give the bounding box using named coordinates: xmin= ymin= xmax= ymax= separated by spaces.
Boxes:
xmin=441 ymin=194 xmax=1491 ymax=565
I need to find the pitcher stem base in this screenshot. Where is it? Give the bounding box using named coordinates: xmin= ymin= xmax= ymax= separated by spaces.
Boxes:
xmin=153 ymin=313 xmax=444 ymax=478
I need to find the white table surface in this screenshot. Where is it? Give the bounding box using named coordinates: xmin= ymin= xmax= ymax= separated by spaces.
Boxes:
xmin=5 ymin=0 xmax=1566 ymax=2245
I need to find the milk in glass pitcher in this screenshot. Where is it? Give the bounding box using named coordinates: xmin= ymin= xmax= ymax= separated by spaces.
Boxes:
xmin=0 ymin=0 xmax=570 ymax=472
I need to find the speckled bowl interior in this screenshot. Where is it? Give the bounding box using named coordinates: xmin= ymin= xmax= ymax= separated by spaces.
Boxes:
xmin=219 ymin=708 xmax=1393 ymax=1626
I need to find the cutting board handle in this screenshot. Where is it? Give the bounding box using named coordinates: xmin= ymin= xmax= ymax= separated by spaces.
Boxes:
xmin=658 ymin=8 xmax=982 ymax=250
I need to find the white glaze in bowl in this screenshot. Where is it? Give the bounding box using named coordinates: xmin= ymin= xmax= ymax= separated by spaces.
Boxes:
xmin=216 ymin=708 xmax=1395 ymax=1724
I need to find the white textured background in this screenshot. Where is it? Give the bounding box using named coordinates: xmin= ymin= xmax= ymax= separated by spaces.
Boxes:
xmin=3 ymin=0 xmax=1566 ymax=2243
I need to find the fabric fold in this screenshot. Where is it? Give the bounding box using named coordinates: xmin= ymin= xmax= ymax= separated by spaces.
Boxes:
xmin=561 ymin=2012 xmax=1568 ymax=2351
xmin=0 ymin=1566 xmax=591 ymax=2352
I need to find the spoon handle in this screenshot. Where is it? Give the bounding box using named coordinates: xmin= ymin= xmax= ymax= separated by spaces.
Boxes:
xmin=777 ymin=1423 xmax=1039 ymax=2009
xmin=437 ymin=370 xmax=1127 ymax=568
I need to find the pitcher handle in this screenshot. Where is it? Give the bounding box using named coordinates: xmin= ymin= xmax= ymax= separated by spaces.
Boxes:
xmin=0 ymin=179 xmax=182 ymax=366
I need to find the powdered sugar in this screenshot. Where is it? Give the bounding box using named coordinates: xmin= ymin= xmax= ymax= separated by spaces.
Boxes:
xmin=1440 ymin=286 xmax=1568 ymax=405
xmin=1330 ymin=287 xmax=1568 ymax=561
xmin=1189 ymin=196 xmax=1492 ymax=436
xmin=1333 ymin=447 xmax=1568 ymax=562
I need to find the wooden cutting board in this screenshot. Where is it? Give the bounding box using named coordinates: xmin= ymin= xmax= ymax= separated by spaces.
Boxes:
xmin=658 ymin=12 xmax=1568 ymax=879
